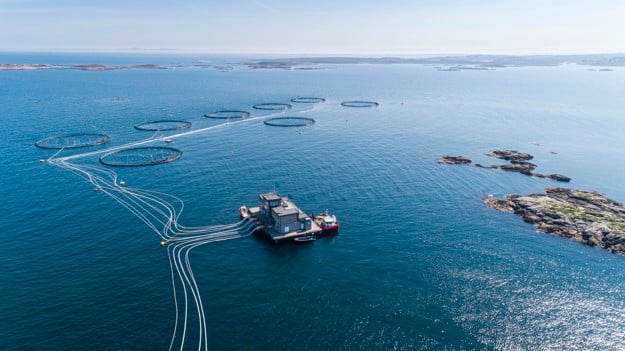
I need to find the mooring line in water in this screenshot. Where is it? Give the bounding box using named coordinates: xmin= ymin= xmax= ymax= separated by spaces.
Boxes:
xmin=167 ymin=245 xmax=181 ymax=351
xmin=61 ymin=160 xmax=252 ymax=240
xmin=169 ymin=229 xmax=256 ymax=350
xmin=53 ymin=158 xmax=259 ymax=350
xmin=47 ymin=147 xmax=65 ymax=161
xmin=61 ymin=162 xmax=167 ymax=237
xmin=172 ymin=241 xmax=203 ymax=350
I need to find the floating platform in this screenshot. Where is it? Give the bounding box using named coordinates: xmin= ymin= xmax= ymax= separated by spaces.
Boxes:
xmin=244 ymin=193 xmax=335 ymax=244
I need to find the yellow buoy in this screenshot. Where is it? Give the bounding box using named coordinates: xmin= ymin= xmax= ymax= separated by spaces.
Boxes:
xmin=160 ymin=241 xmax=168 ymax=247
xmin=119 ymin=180 xmax=126 ymax=186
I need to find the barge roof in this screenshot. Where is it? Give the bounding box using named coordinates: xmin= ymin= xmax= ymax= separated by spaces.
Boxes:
xmin=259 ymin=193 xmax=281 ymax=201
xmin=272 ymin=206 xmax=298 ymax=216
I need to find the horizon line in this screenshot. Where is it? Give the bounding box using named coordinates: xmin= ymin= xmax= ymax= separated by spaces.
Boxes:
xmin=2 ymin=49 xmax=625 ymax=57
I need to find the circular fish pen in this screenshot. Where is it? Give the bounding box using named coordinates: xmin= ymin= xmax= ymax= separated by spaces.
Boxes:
xmin=134 ymin=120 xmax=192 ymax=131
xmin=291 ymin=97 xmax=326 ymax=104
xmin=252 ymin=103 xmax=292 ymax=111
xmin=99 ymin=146 xmax=183 ymax=167
xmin=263 ymin=117 xmax=315 ymax=127
xmin=341 ymin=100 xmax=379 ymax=108
xmin=203 ymin=110 xmax=251 ymax=119
xmin=35 ymin=133 xmax=111 ymax=149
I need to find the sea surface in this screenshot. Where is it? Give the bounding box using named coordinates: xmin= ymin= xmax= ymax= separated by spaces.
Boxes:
xmin=2 ymin=53 xmax=625 ymax=350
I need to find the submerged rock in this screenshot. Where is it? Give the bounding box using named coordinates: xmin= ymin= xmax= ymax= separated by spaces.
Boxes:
xmin=484 ymin=188 xmax=625 ymax=255
xmin=474 ymin=163 xmax=498 ymax=169
xmin=547 ymin=174 xmax=572 ymax=182
xmin=436 ymin=155 xmax=472 ymax=165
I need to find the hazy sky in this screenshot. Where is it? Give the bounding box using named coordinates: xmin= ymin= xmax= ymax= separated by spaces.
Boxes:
xmin=1 ymin=0 xmax=624 ymax=54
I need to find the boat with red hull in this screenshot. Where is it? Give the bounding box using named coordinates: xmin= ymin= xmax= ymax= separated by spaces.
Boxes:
xmin=314 ymin=210 xmax=339 ymax=232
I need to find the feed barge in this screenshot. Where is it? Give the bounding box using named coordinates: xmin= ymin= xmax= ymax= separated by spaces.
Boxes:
xmin=240 ymin=193 xmax=339 ymax=243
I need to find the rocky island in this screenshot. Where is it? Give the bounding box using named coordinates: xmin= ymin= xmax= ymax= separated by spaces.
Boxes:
xmin=484 ymin=188 xmax=625 ymax=255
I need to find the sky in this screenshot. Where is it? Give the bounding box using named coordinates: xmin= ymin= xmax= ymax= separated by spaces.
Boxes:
xmin=1 ymin=0 xmax=625 ymax=54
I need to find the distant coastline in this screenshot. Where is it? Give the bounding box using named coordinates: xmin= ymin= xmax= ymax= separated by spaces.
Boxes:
xmin=2 ymin=53 xmax=625 ymax=72
xmin=0 ymin=63 xmax=168 ymax=71
xmin=242 ymin=53 xmax=625 ymax=70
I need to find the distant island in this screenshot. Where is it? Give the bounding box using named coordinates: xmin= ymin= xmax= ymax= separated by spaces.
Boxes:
xmin=242 ymin=53 xmax=625 ymax=70
xmin=0 ymin=63 xmax=167 ymax=71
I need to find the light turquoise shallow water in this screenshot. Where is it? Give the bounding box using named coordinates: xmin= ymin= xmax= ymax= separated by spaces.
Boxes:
xmin=1 ymin=54 xmax=625 ymax=350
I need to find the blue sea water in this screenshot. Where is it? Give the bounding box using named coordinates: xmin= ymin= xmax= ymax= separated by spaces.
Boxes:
xmin=1 ymin=53 xmax=625 ymax=350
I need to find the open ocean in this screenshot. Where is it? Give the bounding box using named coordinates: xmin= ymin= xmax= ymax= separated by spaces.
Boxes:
xmin=2 ymin=53 xmax=625 ymax=350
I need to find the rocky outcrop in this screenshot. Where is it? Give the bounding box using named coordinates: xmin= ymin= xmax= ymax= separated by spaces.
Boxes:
xmin=439 ymin=149 xmax=572 ymax=182
xmin=499 ymin=163 xmax=536 ymax=175
xmin=480 ymin=150 xmax=571 ymax=182
xmin=486 ymin=150 xmax=533 ymax=162
xmin=436 ymin=155 xmax=472 ymax=165
xmin=484 ymin=188 xmax=625 ymax=255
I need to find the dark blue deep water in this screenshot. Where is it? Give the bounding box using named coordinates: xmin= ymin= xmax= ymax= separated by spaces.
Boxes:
xmin=2 ymin=54 xmax=625 ymax=350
